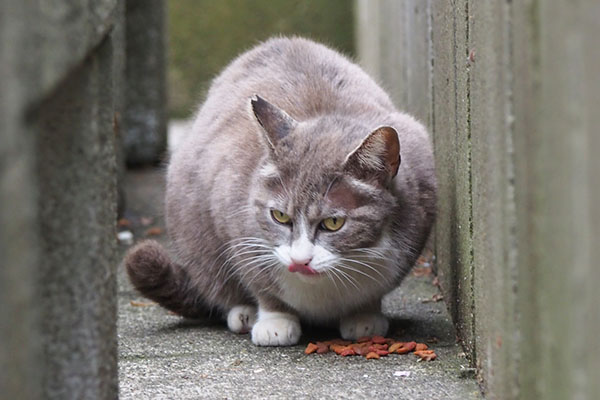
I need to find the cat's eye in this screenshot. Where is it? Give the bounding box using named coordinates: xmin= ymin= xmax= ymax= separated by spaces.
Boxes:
xmin=271 ymin=209 xmax=291 ymax=224
xmin=321 ymin=217 xmax=345 ymax=232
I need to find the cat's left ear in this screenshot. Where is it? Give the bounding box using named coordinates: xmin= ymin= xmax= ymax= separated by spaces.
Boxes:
xmin=343 ymin=126 xmax=401 ymax=184
xmin=251 ymin=95 xmax=297 ymax=149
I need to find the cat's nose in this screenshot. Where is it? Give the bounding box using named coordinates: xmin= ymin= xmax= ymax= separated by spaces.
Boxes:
xmin=290 ymin=256 xmax=312 ymax=266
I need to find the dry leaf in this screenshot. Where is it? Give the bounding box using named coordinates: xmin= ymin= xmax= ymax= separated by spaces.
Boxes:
xmin=145 ymin=227 xmax=163 ymax=236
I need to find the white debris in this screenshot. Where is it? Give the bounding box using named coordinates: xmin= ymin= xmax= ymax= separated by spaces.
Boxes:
xmin=394 ymin=370 xmax=411 ymax=377
xmin=118 ymin=230 xmax=134 ymax=245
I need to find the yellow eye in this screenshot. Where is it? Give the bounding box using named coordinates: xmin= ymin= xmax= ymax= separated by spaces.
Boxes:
xmin=271 ymin=209 xmax=291 ymax=224
xmin=321 ymin=217 xmax=345 ymax=232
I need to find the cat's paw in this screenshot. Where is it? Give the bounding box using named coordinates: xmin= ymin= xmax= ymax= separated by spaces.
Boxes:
xmin=251 ymin=312 xmax=301 ymax=346
xmin=339 ymin=312 xmax=389 ymax=340
xmin=227 ymin=305 xmax=257 ymax=334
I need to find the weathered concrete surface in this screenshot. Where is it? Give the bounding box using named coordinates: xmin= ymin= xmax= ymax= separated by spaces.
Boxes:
xmin=356 ymin=1 xmax=600 ymax=399
xmin=1 ymin=1 xmax=122 ymax=398
xmin=34 ymin=36 xmax=119 ymax=399
xmin=468 ymin=2 xmax=519 ymax=397
xmin=512 ymin=2 xmax=600 ymax=399
xmin=123 ymin=0 xmax=167 ymax=165
xmin=117 ymin=168 xmax=483 ymax=400
xmin=429 ymin=0 xmax=475 ymax=360
xmin=0 ymin=2 xmax=42 ymax=398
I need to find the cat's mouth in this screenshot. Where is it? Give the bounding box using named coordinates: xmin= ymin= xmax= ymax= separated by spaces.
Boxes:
xmin=288 ymin=263 xmax=321 ymax=276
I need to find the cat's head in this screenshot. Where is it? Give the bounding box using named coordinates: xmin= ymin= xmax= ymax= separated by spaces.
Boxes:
xmin=247 ymin=95 xmax=401 ymax=284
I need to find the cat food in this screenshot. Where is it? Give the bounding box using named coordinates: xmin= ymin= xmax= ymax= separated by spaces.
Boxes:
xmin=304 ymin=342 xmax=319 ymax=354
xmin=304 ymin=336 xmax=436 ymax=361
xmin=414 ymin=349 xmax=437 ymax=361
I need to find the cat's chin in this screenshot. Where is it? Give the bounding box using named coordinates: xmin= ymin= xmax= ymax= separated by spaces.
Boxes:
xmin=293 ymin=272 xmax=326 ymax=284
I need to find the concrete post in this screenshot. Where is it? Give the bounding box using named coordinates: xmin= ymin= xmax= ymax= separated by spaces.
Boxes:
xmin=123 ymin=0 xmax=167 ymax=165
xmin=1 ymin=1 xmax=123 ymax=398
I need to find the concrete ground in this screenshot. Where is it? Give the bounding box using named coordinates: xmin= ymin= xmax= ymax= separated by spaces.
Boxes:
xmin=117 ymin=167 xmax=483 ymax=399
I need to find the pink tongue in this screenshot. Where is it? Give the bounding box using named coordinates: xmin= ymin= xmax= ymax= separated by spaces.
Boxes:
xmin=288 ymin=263 xmax=318 ymax=275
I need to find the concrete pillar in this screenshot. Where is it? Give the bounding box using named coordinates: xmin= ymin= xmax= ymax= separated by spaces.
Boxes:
xmin=123 ymin=0 xmax=167 ymax=165
xmin=0 ymin=1 xmax=123 ymax=398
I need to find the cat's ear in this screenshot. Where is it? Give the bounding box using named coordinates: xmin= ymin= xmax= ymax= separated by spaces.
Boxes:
xmin=251 ymin=95 xmax=297 ymax=149
xmin=343 ymin=126 xmax=401 ymax=184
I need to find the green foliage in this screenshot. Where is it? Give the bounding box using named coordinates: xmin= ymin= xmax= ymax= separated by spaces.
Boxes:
xmin=167 ymin=0 xmax=355 ymax=118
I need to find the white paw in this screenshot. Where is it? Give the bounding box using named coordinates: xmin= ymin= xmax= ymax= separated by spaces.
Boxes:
xmin=339 ymin=312 xmax=389 ymax=340
xmin=251 ymin=312 xmax=301 ymax=346
xmin=227 ymin=305 xmax=257 ymax=334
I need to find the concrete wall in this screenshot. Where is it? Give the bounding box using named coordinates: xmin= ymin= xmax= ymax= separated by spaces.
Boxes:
xmin=0 ymin=1 xmax=123 ymax=398
xmin=356 ymin=1 xmax=600 ymax=399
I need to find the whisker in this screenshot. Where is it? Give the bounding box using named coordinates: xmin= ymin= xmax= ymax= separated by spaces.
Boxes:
xmin=337 ymin=257 xmax=388 ymax=282
xmin=329 ymin=266 xmax=360 ymax=291
xmin=336 ymin=262 xmax=385 ymax=287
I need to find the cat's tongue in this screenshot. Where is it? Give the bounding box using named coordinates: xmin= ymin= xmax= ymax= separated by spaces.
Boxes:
xmin=288 ymin=263 xmax=319 ymax=275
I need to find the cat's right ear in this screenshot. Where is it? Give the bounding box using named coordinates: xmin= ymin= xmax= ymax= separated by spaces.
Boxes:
xmin=251 ymin=95 xmax=297 ymax=149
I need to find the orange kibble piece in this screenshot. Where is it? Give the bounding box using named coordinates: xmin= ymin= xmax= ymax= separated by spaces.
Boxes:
xmin=414 ymin=350 xmax=437 ymax=361
xmin=365 ymin=351 xmax=380 ymax=359
xmin=395 ymin=342 xmax=417 ymax=354
xmin=388 ymin=342 xmax=404 ymax=353
xmin=330 ymin=339 xmax=352 ymax=346
xmin=330 ymin=344 xmax=347 ymax=355
xmin=305 ymin=342 xmax=318 ymax=354
xmin=415 ymin=343 xmax=429 ymax=351
xmin=357 ymin=336 xmax=372 ymax=343
xmin=340 ymin=348 xmax=356 ymax=357
xmin=372 ymin=335 xmax=387 ymax=344
xmin=316 ymin=342 xmax=330 ymax=354
xmin=376 ymin=349 xmax=389 ymax=356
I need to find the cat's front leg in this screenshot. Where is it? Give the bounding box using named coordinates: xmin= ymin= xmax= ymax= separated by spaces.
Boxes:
xmin=251 ymin=296 xmax=301 ymax=346
xmin=339 ymin=303 xmax=389 ymax=340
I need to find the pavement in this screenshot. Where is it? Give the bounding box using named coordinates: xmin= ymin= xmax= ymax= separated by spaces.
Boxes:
xmin=117 ymin=165 xmax=483 ymax=399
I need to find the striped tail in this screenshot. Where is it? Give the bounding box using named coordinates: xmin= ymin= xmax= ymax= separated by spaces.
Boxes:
xmin=124 ymin=240 xmax=206 ymax=318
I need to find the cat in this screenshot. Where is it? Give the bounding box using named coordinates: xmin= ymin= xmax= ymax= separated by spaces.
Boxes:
xmin=125 ymin=37 xmax=436 ymax=346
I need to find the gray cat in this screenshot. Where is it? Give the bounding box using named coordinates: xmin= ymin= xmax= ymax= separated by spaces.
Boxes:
xmin=125 ymin=37 xmax=436 ymax=346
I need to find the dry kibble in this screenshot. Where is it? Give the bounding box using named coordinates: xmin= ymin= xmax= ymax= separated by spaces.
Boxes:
xmin=395 ymin=341 xmax=417 ymax=354
xmin=304 ymin=337 xmax=436 ymax=361
xmin=304 ymin=342 xmax=318 ymax=354
xmin=415 ymin=343 xmax=429 ymax=351
xmin=372 ymin=335 xmax=387 ymax=344
xmin=340 ymin=348 xmax=356 ymax=357
xmin=316 ymin=342 xmax=329 ymax=354
xmin=388 ymin=342 xmax=404 ymax=353
xmin=414 ymin=349 xmax=437 ymax=361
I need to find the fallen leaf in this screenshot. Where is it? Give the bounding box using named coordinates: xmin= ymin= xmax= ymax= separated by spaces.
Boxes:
xmin=130 ymin=300 xmax=155 ymax=307
xmin=145 ymin=227 xmax=163 ymax=236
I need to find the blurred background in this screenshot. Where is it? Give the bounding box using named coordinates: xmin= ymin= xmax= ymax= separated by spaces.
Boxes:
xmin=167 ymin=0 xmax=354 ymax=119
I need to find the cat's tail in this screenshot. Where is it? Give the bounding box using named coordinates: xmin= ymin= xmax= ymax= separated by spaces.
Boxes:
xmin=124 ymin=240 xmax=207 ymax=318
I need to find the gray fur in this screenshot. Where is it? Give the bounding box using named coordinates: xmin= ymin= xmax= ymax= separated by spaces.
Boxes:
xmin=126 ymin=37 xmax=436 ymax=343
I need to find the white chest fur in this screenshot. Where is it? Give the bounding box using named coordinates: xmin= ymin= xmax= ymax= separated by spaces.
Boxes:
xmin=277 ymin=263 xmax=394 ymax=323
